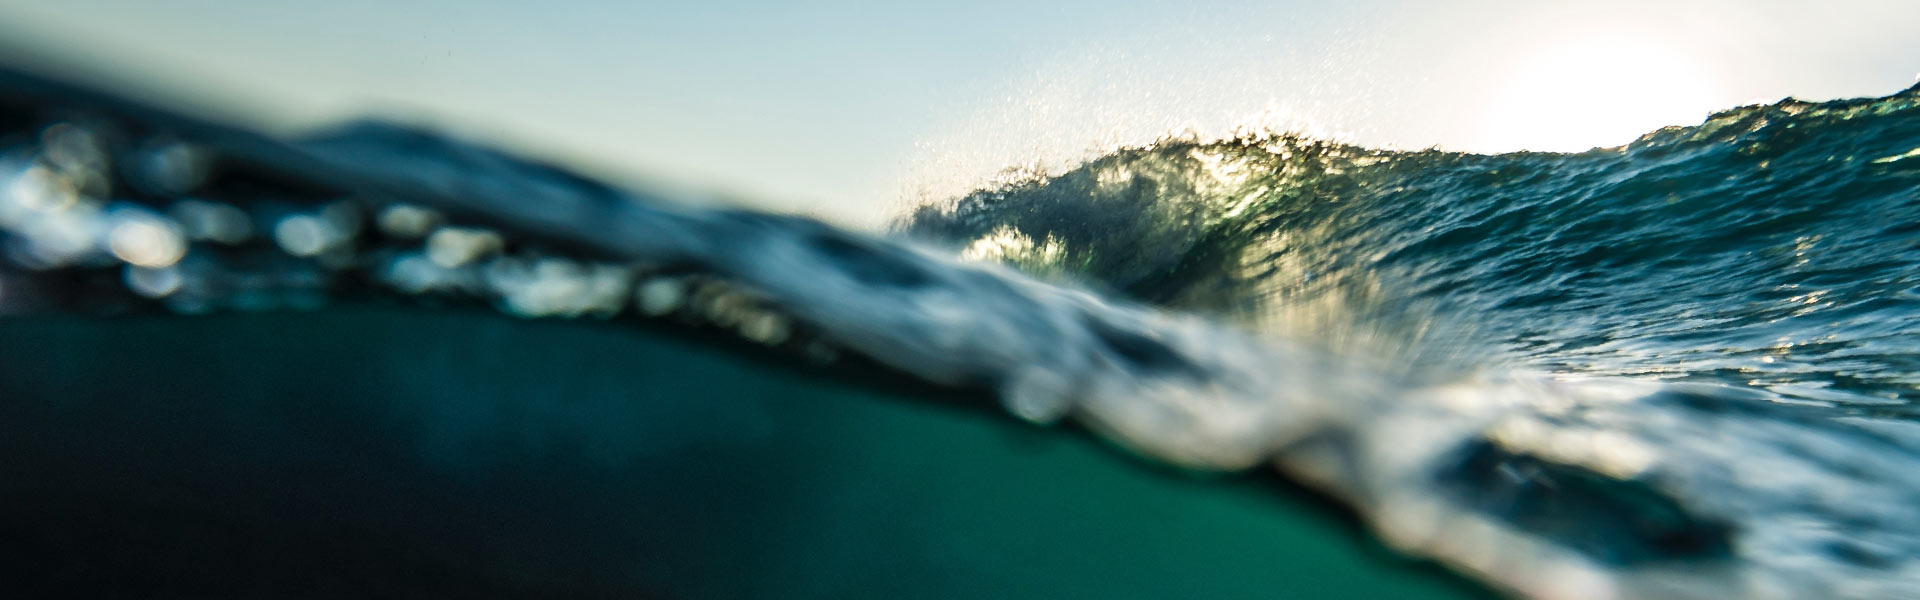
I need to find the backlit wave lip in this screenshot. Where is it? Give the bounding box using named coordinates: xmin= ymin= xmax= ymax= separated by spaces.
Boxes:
xmin=3 ymin=64 xmax=1919 ymax=599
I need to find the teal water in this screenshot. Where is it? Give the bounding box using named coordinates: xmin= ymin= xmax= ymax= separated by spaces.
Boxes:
xmin=0 ymin=308 xmax=1484 ymax=598
xmin=899 ymin=87 xmax=1920 ymax=597
xmin=3 ymin=65 xmax=1920 ymax=598
xmin=905 ymin=87 xmax=1920 ymax=405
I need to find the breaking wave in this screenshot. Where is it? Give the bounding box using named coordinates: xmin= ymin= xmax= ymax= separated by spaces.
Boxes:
xmin=4 ymin=64 xmax=1920 ymax=598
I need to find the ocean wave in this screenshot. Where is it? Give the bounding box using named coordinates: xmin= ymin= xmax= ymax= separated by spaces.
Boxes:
xmin=4 ymin=64 xmax=1920 ymax=598
xmin=903 ymin=83 xmax=1920 ymax=404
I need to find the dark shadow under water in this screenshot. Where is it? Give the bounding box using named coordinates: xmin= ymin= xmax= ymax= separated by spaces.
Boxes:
xmin=0 ymin=305 xmax=1492 ymax=599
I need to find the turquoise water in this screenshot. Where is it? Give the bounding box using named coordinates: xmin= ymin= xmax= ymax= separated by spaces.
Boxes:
xmin=0 ymin=308 xmax=1484 ymax=598
xmin=2 ymin=65 xmax=1919 ymax=598
xmin=905 ymin=88 xmax=1920 ymax=406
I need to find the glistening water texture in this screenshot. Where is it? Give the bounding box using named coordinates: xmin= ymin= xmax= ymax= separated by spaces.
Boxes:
xmin=3 ymin=64 xmax=1920 ymax=599
xmin=906 ymin=88 xmax=1920 ymax=408
xmin=904 ymin=84 xmax=1920 ymax=598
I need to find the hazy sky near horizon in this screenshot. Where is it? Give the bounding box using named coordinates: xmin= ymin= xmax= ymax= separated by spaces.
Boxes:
xmin=1 ymin=0 xmax=1915 ymax=227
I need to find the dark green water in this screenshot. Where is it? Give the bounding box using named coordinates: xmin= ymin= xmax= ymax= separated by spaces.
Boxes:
xmin=0 ymin=307 xmax=1486 ymax=598
xmin=5 ymin=65 xmax=1920 ymax=598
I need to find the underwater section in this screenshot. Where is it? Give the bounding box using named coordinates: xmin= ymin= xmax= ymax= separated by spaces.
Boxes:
xmin=0 ymin=308 xmax=1487 ymax=599
xmin=3 ymin=62 xmax=1920 ymax=598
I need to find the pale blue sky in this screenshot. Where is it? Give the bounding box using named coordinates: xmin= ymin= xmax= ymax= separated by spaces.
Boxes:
xmin=1 ymin=1 xmax=1915 ymax=226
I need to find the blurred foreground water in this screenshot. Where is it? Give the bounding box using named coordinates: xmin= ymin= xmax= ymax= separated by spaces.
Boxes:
xmin=2 ymin=63 xmax=1918 ymax=598
xmin=0 ymin=308 xmax=1485 ymax=598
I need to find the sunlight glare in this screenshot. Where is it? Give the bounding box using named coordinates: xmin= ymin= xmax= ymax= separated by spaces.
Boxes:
xmin=1474 ymin=35 xmax=1721 ymax=153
